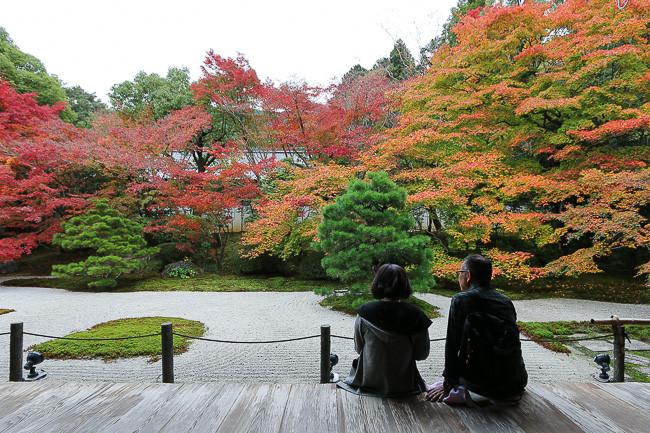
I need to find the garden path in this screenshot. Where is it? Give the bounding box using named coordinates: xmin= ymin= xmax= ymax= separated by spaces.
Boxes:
xmin=1 ymin=278 xmax=649 ymax=385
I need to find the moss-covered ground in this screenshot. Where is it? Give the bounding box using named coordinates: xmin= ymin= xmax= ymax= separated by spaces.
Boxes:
xmin=3 ymin=274 xmax=342 ymax=293
xmin=518 ymin=320 xmax=650 ymax=382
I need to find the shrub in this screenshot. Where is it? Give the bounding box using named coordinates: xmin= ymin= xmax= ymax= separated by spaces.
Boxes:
xmin=318 ymin=172 xmax=434 ymax=293
xmin=52 ymin=199 xmax=158 ymax=289
xmin=162 ymin=259 xmax=202 ymax=279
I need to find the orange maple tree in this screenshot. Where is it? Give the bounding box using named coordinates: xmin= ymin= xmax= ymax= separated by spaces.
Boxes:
xmin=363 ymin=0 xmax=649 ymax=283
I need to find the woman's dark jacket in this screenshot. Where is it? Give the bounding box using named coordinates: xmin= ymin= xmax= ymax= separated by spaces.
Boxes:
xmin=338 ymin=301 xmax=432 ymax=397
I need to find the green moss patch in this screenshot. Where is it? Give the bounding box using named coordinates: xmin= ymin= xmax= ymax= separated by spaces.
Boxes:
xmin=0 ymin=309 xmax=14 ymax=315
xmin=2 ymin=274 xmax=342 ymax=293
xmin=320 ymin=294 xmax=440 ymax=319
xmin=517 ymin=321 xmax=650 ymax=354
xmin=30 ymin=317 xmax=205 ymax=361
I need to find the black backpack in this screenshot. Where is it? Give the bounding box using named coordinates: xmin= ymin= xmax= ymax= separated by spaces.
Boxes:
xmin=458 ymin=311 xmax=526 ymax=398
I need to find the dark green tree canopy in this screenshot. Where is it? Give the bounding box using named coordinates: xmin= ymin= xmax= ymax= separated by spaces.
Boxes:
xmin=109 ymin=67 xmax=194 ymax=120
xmin=64 ymin=85 xmax=108 ymax=128
xmin=0 ymin=27 xmax=76 ymax=122
xmin=52 ymin=199 xmax=158 ymax=289
xmin=318 ymin=172 xmax=434 ymax=292
xmin=373 ymin=39 xmax=417 ymax=81
xmin=342 ymin=64 xmax=369 ymax=84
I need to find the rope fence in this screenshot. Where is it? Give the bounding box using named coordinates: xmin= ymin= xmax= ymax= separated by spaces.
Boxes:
xmin=23 ymin=332 xmax=161 ymax=341
xmin=2 ymin=331 xmax=619 ymax=344
xmin=3 ymin=316 xmax=649 ymax=384
xmin=173 ymin=332 xmax=320 ymax=344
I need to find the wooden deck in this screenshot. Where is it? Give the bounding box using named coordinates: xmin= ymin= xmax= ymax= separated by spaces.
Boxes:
xmin=0 ymin=381 xmax=648 ymax=432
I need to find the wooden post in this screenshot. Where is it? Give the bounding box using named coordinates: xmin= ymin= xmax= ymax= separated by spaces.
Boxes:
xmin=612 ymin=323 xmax=626 ymax=382
xmin=320 ymin=325 xmax=331 ymax=384
xmin=161 ymin=322 xmax=174 ymax=384
xmin=9 ymin=322 xmax=23 ymax=382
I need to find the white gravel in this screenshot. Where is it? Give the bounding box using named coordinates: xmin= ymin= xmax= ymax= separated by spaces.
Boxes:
xmin=1 ymin=278 xmax=648 ymax=385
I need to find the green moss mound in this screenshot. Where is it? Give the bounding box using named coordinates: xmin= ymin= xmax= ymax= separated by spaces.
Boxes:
xmin=31 ymin=317 xmax=205 ymax=361
xmin=320 ymin=294 xmax=440 ymax=319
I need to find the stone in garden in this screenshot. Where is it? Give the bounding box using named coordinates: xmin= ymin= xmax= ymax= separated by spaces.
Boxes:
xmin=626 ymin=354 xmax=650 ymax=367
xmin=162 ymin=260 xmax=204 ymax=278
xmin=626 ymin=340 xmax=650 ymax=351
xmin=577 ymin=339 xmax=614 ymax=352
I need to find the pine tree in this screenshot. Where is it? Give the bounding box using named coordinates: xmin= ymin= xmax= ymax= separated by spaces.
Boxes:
xmin=52 ymin=199 xmax=159 ymax=289
xmin=318 ymin=172 xmax=434 ymax=292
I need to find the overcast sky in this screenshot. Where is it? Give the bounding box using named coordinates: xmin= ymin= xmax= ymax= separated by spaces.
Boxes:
xmin=2 ymin=0 xmax=457 ymax=102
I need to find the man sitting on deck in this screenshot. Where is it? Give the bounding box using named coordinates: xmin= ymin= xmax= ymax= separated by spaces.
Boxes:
xmin=426 ymin=254 xmax=528 ymax=406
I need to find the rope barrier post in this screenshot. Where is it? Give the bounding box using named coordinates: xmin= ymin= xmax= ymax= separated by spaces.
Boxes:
xmin=9 ymin=322 xmax=23 ymax=382
xmin=320 ymin=324 xmax=331 ymax=384
xmin=612 ymin=321 xmax=626 ymax=382
xmin=161 ymin=323 xmax=174 ymax=384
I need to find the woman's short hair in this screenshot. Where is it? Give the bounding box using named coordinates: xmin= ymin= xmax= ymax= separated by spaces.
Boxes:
xmin=371 ymin=264 xmax=412 ymax=300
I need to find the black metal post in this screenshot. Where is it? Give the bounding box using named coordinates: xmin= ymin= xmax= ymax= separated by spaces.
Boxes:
xmin=161 ymin=322 xmax=174 ymax=383
xmin=320 ymin=324 xmax=331 ymax=384
xmin=9 ymin=322 xmax=23 ymax=382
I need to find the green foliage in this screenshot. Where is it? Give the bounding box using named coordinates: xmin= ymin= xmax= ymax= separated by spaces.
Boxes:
xmin=64 ymin=85 xmax=107 ymax=128
xmin=374 ymin=39 xmax=416 ymax=81
xmin=292 ymin=249 xmax=328 ymax=280
xmin=0 ymin=27 xmax=75 ymax=122
xmin=52 ymin=199 xmax=158 ymax=288
xmin=319 ymin=293 xmax=440 ymax=319
xmin=318 ymin=172 xmax=434 ymax=292
xmin=342 ymin=64 xmax=369 ymax=83
xmin=163 ymin=258 xmax=201 ymax=279
xmin=30 ymin=317 xmax=204 ymax=361
xmin=109 ymin=67 xmax=193 ymax=120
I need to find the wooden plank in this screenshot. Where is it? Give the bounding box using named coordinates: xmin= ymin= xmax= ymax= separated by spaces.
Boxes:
xmin=359 ymin=395 xmax=399 ymax=433
xmin=0 ymin=381 xmax=648 ymax=433
xmin=385 ymin=397 xmax=426 ymax=433
xmin=74 ymin=383 xmax=182 ymax=433
xmin=38 ymin=383 xmax=148 ymax=433
xmin=215 ymin=383 xmax=292 ymax=433
xmin=452 ymin=405 xmax=526 ymax=433
xmin=278 ymin=384 xmax=337 ymax=433
xmin=336 ymin=388 xmax=366 ymax=433
xmin=0 ymin=382 xmax=115 ymax=433
xmin=593 ymin=382 xmax=650 ymax=412
xmin=182 ymin=383 xmax=246 ymax=433
xmin=493 ymin=390 xmax=585 ymax=433
xmin=399 ymin=395 xmax=471 ymax=433
xmin=153 ymin=383 xmax=232 ymax=432
xmin=528 ymin=383 xmax=649 ymax=433
xmin=0 ymin=381 xmax=59 ymax=420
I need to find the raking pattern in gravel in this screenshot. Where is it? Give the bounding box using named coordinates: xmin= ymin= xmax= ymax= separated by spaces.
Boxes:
xmin=1 ymin=279 xmax=649 ymax=384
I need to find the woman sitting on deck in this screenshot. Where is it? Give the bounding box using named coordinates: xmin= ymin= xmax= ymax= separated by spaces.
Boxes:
xmin=337 ymin=264 xmax=432 ymax=397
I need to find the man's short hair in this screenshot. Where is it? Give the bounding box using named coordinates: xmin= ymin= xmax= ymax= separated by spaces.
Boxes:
xmin=371 ymin=264 xmax=412 ymax=300
xmin=464 ymin=254 xmax=492 ymax=287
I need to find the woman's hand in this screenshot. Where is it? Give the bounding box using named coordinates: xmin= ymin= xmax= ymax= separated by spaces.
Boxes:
xmin=425 ymin=381 xmax=447 ymax=402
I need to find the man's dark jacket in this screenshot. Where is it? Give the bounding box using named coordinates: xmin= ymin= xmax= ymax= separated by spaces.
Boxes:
xmin=443 ymin=284 xmax=527 ymax=398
